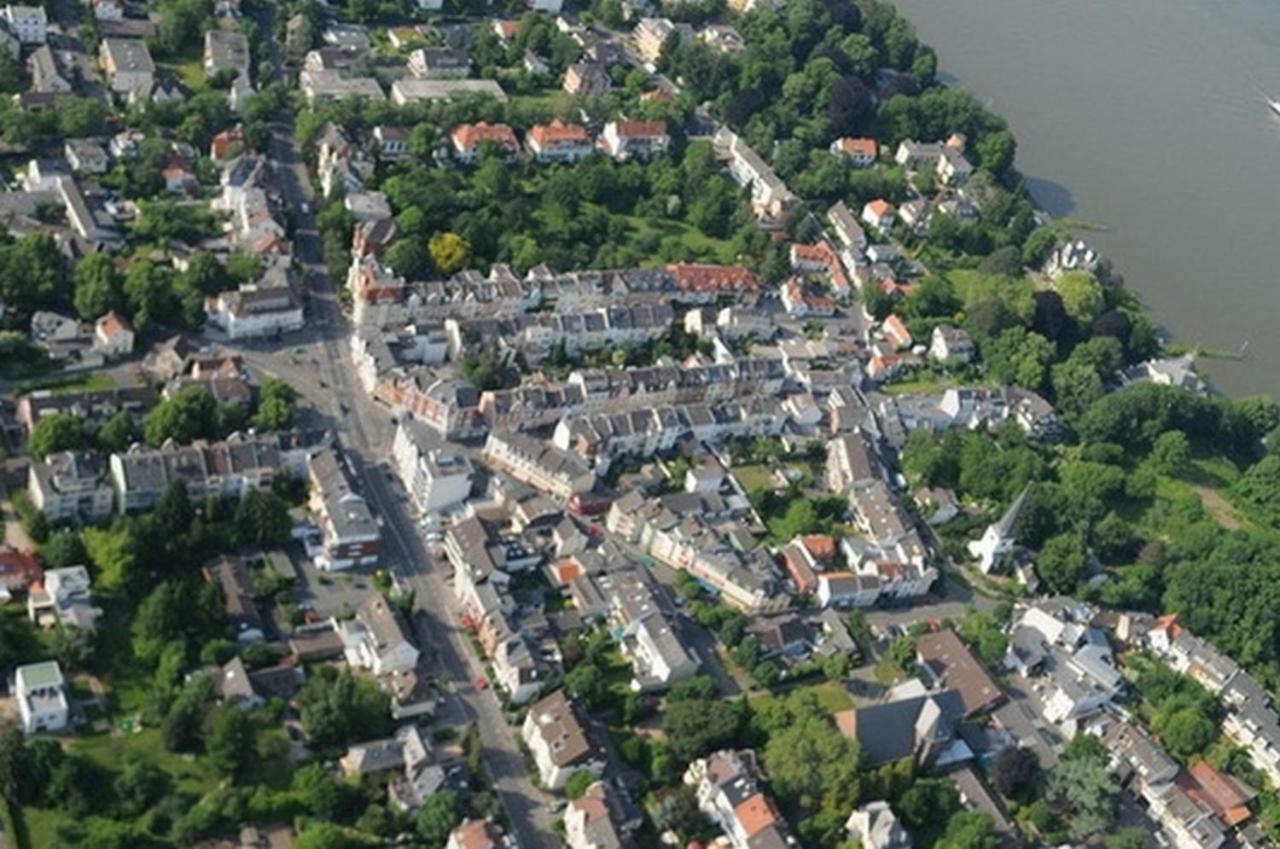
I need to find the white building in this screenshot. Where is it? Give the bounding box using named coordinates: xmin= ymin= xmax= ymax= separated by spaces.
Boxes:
xmin=967 ymin=487 xmax=1028 ymax=573
xmin=93 ymin=311 xmax=134 ymax=357
xmin=2 ymin=5 xmax=46 ymax=43
xmin=27 ymin=566 xmax=102 ymax=631
xmin=337 ymin=595 xmax=420 ymax=676
xmin=206 ymin=285 xmax=304 ymax=340
xmin=391 ymin=420 xmax=473 ymax=514
xmin=15 ymin=661 xmax=69 ymax=734
xmin=521 ymin=690 xmax=605 ymax=790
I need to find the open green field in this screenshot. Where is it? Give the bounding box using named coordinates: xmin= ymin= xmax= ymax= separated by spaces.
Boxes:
xmin=748 ymin=679 xmax=855 ymax=716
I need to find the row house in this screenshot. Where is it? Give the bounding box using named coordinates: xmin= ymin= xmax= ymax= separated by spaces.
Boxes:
xmin=1148 ymin=615 xmax=1280 ymax=786
xmin=28 ymin=451 xmax=114 ymax=523
xmin=110 ymin=431 xmax=319 ymax=512
xmin=481 ymin=430 xmax=597 ymax=501
xmin=18 ymin=386 xmax=155 ymax=434
xmin=553 ymin=398 xmax=787 ymax=474
xmin=381 ymin=371 xmax=485 ymax=441
xmin=716 ymin=127 xmax=797 ymax=226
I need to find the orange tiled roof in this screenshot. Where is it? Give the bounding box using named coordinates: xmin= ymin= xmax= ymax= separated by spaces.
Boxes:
xmin=733 ymin=793 xmax=778 ymax=838
xmin=452 ymin=122 xmax=518 ymax=151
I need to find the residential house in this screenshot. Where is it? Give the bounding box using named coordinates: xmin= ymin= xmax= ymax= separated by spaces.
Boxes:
xmin=0 ymin=547 xmax=42 ymax=603
xmin=338 ymin=595 xmax=421 ymax=675
xmin=446 ymin=820 xmax=511 ymax=849
xmin=521 ymin=690 xmax=606 ymax=790
xmin=929 ymin=325 xmax=973 ymax=364
xmin=451 ymin=122 xmax=519 ymax=164
xmin=599 ymin=120 xmax=669 ymax=160
xmin=564 ymin=781 xmax=641 ymax=849
xmin=373 ymin=125 xmax=411 ymax=159
xmin=527 ymin=120 xmax=594 ymax=163
xmin=28 ymin=451 xmax=114 ymax=523
xmin=65 ymin=140 xmax=109 ymax=173
xmin=100 ymin=38 xmax=155 ymax=100
xmin=683 ymin=750 xmax=797 ymax=849
xmin=27 ymin=566 xmax=102 ymax=631
xmin=845 ymin=801 xmax=912 ymax=849
xmin=830 ymin=137 xmax=878 ymax=167
xmin=18 ymin=387 xmax=155 ymax=434
xmin=15 ymin=661 xmax=68 ymax=734
xmin=881 ymin=314 xmax=912 ymax=350
xmin=482 ymin=429 xmax=596 ymax=500
xmin=308 ymin=449 xmax=381 ymax=570
xmin=28 ymin=45 xmax=71 ymax=93
xmin=608 ymin=568 xmax=699 ymax=691
xmin=205 ymin=556 xmax=265 ymax=643
xmin=829 ymin=200 xmax=868 ymax=251
xmin=93 ymin=311 xmax=134 ymax=357
xmin=916 ymin=629 xmax=1004 ymax=717
xmin=299 ymin=69 xmax=385 ymax=103
xmin=563 ymin=61 xmax=610 ymax=96
xmin=2 ymin=4 xmax=45 ymax=43
xmin=408 ymin=46 xmax=470 ymax=78
xmin=204 ymin=29 xmax=250 ymax=82
xmin=633 ymin=17 xmax=689 ymax=63
xmin=816 ymin=571 xmax=881 ymax=609
xmin=861 ymin=199 xmax=895 ymax=232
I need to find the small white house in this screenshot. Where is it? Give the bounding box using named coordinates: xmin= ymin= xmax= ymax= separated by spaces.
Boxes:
xmin=93 ymin=311 xmax=134 ymax=358
xmin=16 ymin=661 xmax=69 ymax=734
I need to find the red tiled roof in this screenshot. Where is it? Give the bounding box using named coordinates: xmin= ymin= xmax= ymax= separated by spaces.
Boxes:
xmin=614 ymin=119 xmax=667 ymax=138
xmin=452 ymin=122 xmax=518 ymax=151
xmin=865 ymin=199 xmax=894 ymax=217
xmin=836 ymin=137 xmax=877 ymax=158
xmin=801 ymin=534 xmax=836 ymax=562
xmin=528 ymin=120 xmax=590 ymax=148
xmin=96 ymin=310 xmax=131 ymax=337
xmin=667 ymin=263 xmax=759 ymax=294
xmin=733 ymin=793 xmax=778 ymax=838
xmin=0 ymin=547 xmax=43 ymax=591
xmin=1179 ymin=761 xmax=1256 ymax=827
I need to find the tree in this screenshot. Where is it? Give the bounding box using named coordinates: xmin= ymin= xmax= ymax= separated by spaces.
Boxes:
xmin=992 ymin=746 xmax=1039 ymax=800
xmin=28 ymin=413 xmax=89 ymax=458
xmin=252 ymin=378 xmax=297 ymax=431
xmin=1107 ymin=828 xmax=1151 ymax=849
xmin=428 ymin=232 xmax=472 ymax=274
xmin=1036 ymin=533 xmax=1089 ymax=595
xmin=0 ymin=233 xmax=67 ymax=315
xmin=664 ymin=696 xmax=743 ymax=762
xmin=296 ymin=822 xmax=360 ymax=849
xmin=206 ymin=705 xmax=257 ymax=781
xmin=1161 ymin=708 xmax=1216 ymax=759
xmin=123 ymin=259 xmax=175 ymax=329
xmin=294 ymin=762 xmax=345 ymax=819
xmin=1045 ymin=735 xmax=1118 ymax=839
xmin=73 ymin=253 xmax=124 ymax=319
xmin=234 ymin=490 xmax=291 ymax=547
xmin=1151 ymin=430 xmax=1191 ymax=473
xmin=97 ymin=411 xmax=140 ymax=452
xmin=1056 ymin=270 xmax=1105 ymax=324
xmin=144 ymin=386 xmax=218 ymax=444
xmin=297 ymin=667 xmax=393 ymax=747
xmin=384 ymin=237 xmax=429 ymax=279
xmin=936 ymin=811 xmax=999 ymax=849
xmin=39 ymin=530 xmax=87 ymax=569
xmin=564 ymin=662 xmax=607 ymax=709
xmin=763 ymin=707 xmax=861 ymax=821
xmin=564 ymin=770 xmax=597 ymax=800
xmin=416 ymin=790 xmax=462 ymax=846
xmin=975 ymin=130 xmax=1016 ymax=179
xmin=114 ymin=757 xmax=170 ymax=817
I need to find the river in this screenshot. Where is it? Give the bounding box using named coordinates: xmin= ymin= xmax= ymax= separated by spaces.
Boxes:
xmin=890 ymin=0 xmax=1280 ymax=397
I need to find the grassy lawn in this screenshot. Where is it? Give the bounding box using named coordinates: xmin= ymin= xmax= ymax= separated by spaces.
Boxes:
xmin=749 ymin=679 xmax=855 ymax=715
xmin=76 ymin=728 xmax=218 ymax=794
xmin=732 ymin=463 xmax=775 ymax=493
xmin=508 ymin=90 xmax=577 ymax=115
xmin=16 ymin=371 xmax=116 ymax=396
xmin=621 ymin=215 xmax=739 ymax=265
xmin=1149 ymin=454 xmax=1248 ymax=532
xmin=21 ymin=806 xmax=66 ymax=849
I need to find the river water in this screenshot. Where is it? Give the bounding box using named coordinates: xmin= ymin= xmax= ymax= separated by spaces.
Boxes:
xmin=890 ymin=0 xmax=1280 ymax=397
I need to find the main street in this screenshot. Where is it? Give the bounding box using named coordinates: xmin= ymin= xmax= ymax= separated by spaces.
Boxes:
xmin=252 ymin=112 xmax=559 ymax=848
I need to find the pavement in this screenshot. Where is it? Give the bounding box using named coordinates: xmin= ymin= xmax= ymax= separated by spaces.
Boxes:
xmin=255 ymin=112 xmax=559 ymax=847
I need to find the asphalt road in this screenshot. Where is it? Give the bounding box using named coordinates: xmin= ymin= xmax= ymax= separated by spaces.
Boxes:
xmin=257 ymin=117 xmax=560 ymax=848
